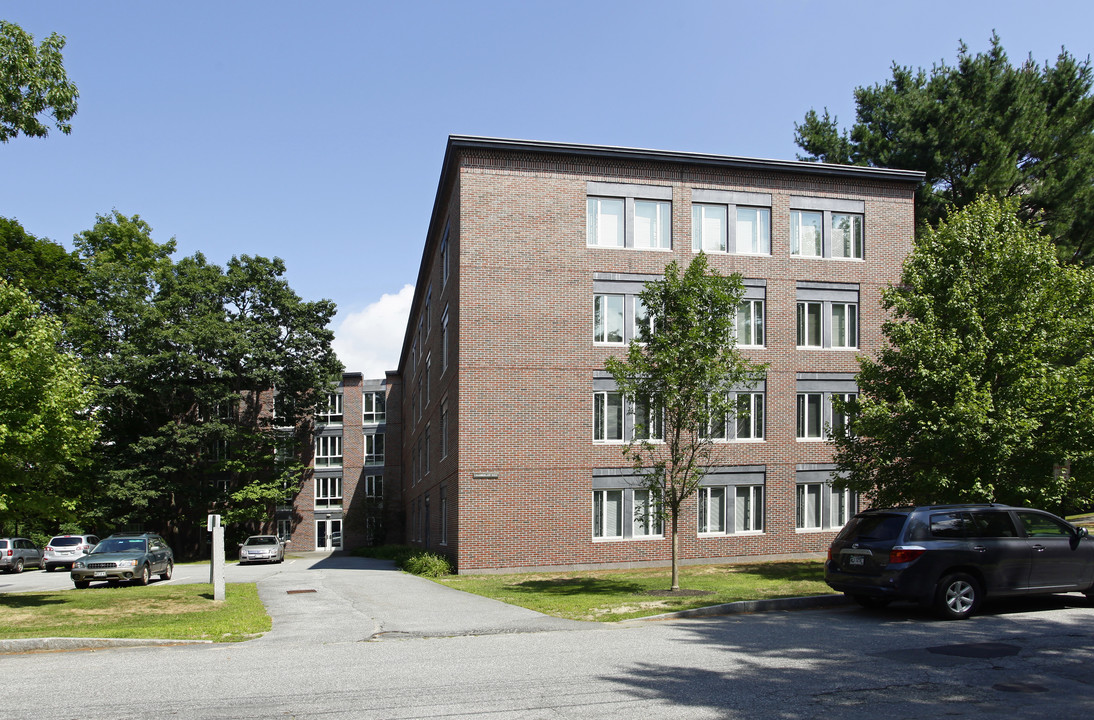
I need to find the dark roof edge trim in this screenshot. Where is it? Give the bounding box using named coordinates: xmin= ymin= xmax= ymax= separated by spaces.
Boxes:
xmin=448 ymin=135 xmax=926 ymax=183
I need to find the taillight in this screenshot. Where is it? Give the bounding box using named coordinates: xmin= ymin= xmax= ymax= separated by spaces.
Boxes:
xmin=4 ymin=549 xmax=10 ymax=557
xmin=44 ymin=546 xmax=53 ymax=552
xmin=888 ymin=547 xmax=926 ymax=565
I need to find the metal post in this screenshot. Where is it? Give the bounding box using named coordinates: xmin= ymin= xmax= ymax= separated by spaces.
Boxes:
xmin=208 ymin=514 xmax=225 ymax=602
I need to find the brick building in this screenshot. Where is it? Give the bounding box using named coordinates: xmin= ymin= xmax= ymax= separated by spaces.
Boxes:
xmin=276 ymin=373 xmax=388 ymax=551
xmin=341 ymin=136 xmax=920 ymax=571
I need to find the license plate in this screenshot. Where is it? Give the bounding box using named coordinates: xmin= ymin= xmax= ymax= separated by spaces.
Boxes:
xmin=93 ymin=571 xmax=107 ymax=577
xmin=848 ymin=555 xmax=865 ymax=567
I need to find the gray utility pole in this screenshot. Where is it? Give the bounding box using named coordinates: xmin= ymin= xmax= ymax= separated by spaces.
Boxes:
xmin=208 ymin=514 xmax=225 ymax=602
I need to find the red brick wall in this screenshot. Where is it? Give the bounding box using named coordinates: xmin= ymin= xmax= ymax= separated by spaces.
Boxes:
xmin=398 ymin=145 xmax=916 ymax=572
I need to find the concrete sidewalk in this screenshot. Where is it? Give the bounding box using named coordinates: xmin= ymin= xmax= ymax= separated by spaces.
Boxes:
xmin=0 ymin=552 xmax=846 ymax=653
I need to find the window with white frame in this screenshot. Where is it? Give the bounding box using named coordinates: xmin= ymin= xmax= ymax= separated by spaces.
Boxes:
xmin=691 ymin=190 xmax=772 ymax=255
xmin=587 ymin=196 xmax=625 ymax=247
xmin=440 ymin=398 xmax=449 ymax=458
xmin=735 ymin=484 xmax=764 ymax=532
xmin=790 ymin=197 xmax=866 ymax=259
xmin=594 ymin=294 xmax=626 ymax=344
xmin=632 ymin=489 xmax=663 ymax=537
xmin=797 ymin=302 xmax=823 ymax=347
xmin=365 ymin=475 xmax=383 ymax=499
xmin=592 ymin=489 xmax=624 ymax=538
xmin=796 ymin=468 xmax=856 ymax=530
xmin=277 ymin=518 xmax=291 ymax=541
xmin=317 ymin=392 xmax=343 ymax=424
xmin=796 ymin=282 xmax=860 ymax=350
xmin=634 ymin=199 xmax=672 ymax=249
xmin=439 ymin=486 xmax=448 ymax=545
xmin=698 ymin=487 xmax=727 ymax=534
xmin=634 ymin=297 xmax=654 ymax=341
xmin=701 ymin=384 xmax=766 ymax=441
xmin=735 ymin=392 xmax=765 ymax=440
xmin=593 ymin=391 xmax=624 ymax=442
xmin=831 ymin=303 xmax=858 ymax=348
xmin=736 ymin=298 xmax=765 ymax=347
xmin=796 ymin=374 xmax=859 ymax=441
xmin=692 ymin=203 xmax=727 ymax=253
xmin=832 ymin=213 xmax=864 ymax=259
xmin=364 ymin=433 xmax=384 ymax=464
xmin=362 ymin=391 xmax=385 ymax=423
xmin=698 ymin=469 xmax=765 ymax=534
xmin=314 ymin=434 xmax=342 ymax=467
xmin=632 ymin=395 xmax=663 ymax=442
xmin=441 ymin=306 xmax=450 ymax=371
xmin=315 ymin=475 xmax=342 ymax=508
xmin=797 ymin=393 xmax=823 ymax=440
xmin=790 ymin=210 xmax=824 ymax=257
xmin=587 ymin=182 xmax=673 ymax=250
xmin=830 ymin=392 xmax=857 ymax=438
xmin=440 ymin=221 xmax=450 ymax=287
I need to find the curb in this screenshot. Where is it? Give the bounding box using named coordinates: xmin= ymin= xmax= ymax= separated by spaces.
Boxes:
xmin=0 ymin=637 xmax=213 ymax=654
xmin=635 ymin=593 xmax=853 ymax=621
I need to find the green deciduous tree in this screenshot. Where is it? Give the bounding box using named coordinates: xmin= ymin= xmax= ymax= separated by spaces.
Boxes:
xmin=70 ymin=212 xmax=342 ymax=555
xmin=0 ymin=280 xmax=96 ymax=528
xmin=832 ymin=195 xmax=1094 ymax=513
xmin=0 ymin=217 xmax=84 ymax=320
xmin=0 ymin=20 xmax=79 ymax=142
xmin=795 ymin=33 xmax=1094 ymax=264
xmin=606 ymin=254 xmax=766 ymax=590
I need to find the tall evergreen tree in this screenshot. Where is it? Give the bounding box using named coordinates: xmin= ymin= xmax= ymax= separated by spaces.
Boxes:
xmin=795 ymin=34 xmax=1094 ymax=264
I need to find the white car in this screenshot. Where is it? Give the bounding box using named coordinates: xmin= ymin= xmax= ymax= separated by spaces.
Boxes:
xmin=43 ymin=534 xmax=100 ymax=571
xmin=238 ymin=535 xmax=285 ymax=564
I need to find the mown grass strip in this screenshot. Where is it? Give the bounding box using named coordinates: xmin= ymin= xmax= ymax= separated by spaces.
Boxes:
xmin=436 ymin=560 xmax=833 ymax=621
xmin=0 ymin=583 xmax=271 ymax=642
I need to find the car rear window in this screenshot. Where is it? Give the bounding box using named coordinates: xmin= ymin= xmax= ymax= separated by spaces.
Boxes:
xmin=50 ymin=537 xmax=83 ymax=547
xmin=0 ymin=540 xmax=7 ymax=549
xmin=836 ymin=514 xmax=907 ymax=543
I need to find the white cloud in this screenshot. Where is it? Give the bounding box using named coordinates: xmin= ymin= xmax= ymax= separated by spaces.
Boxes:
xmin=332 ymin=284 xmax=414 ymax=378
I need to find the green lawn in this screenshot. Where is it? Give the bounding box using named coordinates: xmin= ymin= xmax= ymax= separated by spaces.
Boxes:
xmin=437 ymin=560 xmax=833 ymax=621
xmin=0 ymin=583 xmax=271 ymax=642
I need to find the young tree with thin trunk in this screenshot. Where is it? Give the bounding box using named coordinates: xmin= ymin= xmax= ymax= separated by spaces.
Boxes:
xmin=606 ymin=254 xmax=766 ymax=591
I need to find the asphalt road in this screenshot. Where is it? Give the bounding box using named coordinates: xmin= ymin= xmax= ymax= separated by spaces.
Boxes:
xmin=2 ymin=553 xmax=1093 ymax=719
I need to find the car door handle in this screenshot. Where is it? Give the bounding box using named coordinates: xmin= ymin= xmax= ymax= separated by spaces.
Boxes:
xmin=973 ymin=545 xmax=987 ymax=553
xmin=1033 ymin=544 xmax=1046 ymax=552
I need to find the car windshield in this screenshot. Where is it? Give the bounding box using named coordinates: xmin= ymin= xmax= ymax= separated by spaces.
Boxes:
xmin=92 ymin=538 xmax=147 ymax=554
xmin=836 ymin=514 xmax=907 ymax=543
xmin=50 ymin=537 xmax=83 ymax=547
xmin=245 ymin=537 xmax=278 ymax=546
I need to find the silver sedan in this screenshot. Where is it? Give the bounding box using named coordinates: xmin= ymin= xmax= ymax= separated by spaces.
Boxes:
xmin=238 ymin=535 xmax=286 ymax=564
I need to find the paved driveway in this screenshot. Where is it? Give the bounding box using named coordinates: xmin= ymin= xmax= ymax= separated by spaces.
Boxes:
xmin=253 ymin=552 xmax=587 ymax=644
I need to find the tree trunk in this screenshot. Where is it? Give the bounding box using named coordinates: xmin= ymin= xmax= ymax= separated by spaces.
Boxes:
xmin=670 ymin=509 xmax=680 ymax=591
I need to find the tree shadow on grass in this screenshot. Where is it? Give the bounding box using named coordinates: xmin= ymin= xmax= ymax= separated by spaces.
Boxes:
xmin=0 ymin=593 xmax=68 ymax=609
xmin=719 ymin=561 xmax=825 ymax=583
xmin=507 ymin=577 xmax=648 ymax=597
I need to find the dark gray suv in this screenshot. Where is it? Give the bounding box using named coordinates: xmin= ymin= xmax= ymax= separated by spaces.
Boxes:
xmin=825 ymin=504 xmax=1094 ymax=619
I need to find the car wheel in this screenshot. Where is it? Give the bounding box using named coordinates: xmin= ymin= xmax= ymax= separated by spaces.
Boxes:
xmin=935 ymin=572 xmax=980 ymax=620
xmin=159 ymin=561 xmax=173 ymax=581
xmin=73 ymin=580 xmax=90 ymax=589
xmin=135 ymin=564 xmax=150 ymax=586
xmin=43 ymin=564 xmax=52 ymax=572
xmin=12 ymin=558 xmax=23 ymax=574
xmin=852 ymin=594 xmax=891 ymax=609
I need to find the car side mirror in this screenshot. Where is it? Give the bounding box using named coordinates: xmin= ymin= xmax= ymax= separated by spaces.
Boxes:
xmin=1078 ymin=527 xmax=1089 ymax=539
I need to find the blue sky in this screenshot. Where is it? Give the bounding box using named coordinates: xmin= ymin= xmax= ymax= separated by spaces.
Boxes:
xmin=3 ymin=1 xmax=1092 ymax=375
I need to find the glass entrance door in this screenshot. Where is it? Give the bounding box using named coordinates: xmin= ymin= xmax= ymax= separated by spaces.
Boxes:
xmin=315 ymin=519 xmax=343 ymax=551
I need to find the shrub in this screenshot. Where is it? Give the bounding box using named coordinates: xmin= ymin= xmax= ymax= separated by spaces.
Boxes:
xmin=402 ymin=552 xmax=453 ymax=578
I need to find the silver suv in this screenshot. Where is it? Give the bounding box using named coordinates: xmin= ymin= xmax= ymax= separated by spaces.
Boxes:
xmin=43 ymin=534 xmax=100 ymax=572
xmin=0 ymin=537 xmax=44 ymax=573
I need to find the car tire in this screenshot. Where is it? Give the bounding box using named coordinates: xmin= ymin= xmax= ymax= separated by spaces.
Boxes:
xmin=73 ymin=580 xmax=90 ymax=589
xmin=12 ymin=558 xmax=23 ymax=574
xmin=43 ymin=564 xmax=52 ymax=572
xmin=852 ymin=594 xmax=891 ymax=609
xmin=935 ymin=572 xmax=980 ymax=620
xmin=135 ymin=564 xmax=150 ymax=586
xmin=159 ymin=561 xmax=173 ymax=581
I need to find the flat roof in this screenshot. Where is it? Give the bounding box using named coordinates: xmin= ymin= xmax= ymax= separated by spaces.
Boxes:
xmin=448 ymin=135 xmax=926 ymax=183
